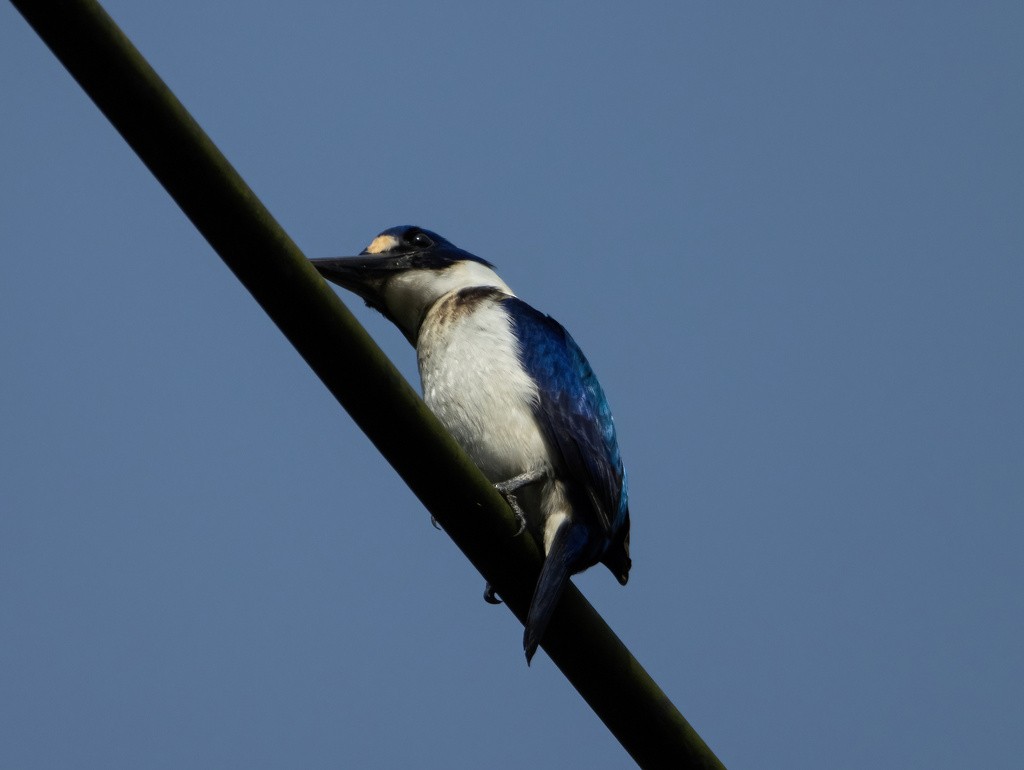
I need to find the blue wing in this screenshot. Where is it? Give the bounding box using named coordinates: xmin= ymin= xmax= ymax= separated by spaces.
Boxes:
xmin=504 ymin=297 xmax=629 ymax=551
xmin=505 ymin=297 xmax=632 ymax=660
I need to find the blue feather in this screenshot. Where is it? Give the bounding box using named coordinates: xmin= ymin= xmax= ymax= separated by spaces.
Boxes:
xmin=504 ymin=297 xmax=631 ymax=580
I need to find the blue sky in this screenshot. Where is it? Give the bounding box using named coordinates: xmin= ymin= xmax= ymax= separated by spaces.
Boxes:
xmin=2 ymin=2 xmax=1022 ymax=767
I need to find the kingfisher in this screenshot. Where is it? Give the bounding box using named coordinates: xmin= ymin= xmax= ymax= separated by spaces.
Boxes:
xmin=311 ymin=225 xmax=630 ymax=663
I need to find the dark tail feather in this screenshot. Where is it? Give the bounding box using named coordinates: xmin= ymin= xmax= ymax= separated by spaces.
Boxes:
xmin=524 ymin=520 xmax=587 ymax=664
xmin=600 ymin=510 xmax=631 ymax=586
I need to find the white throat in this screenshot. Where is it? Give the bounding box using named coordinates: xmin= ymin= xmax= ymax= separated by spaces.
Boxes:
xmin=382 ymin=261 xmax=515 ymax=340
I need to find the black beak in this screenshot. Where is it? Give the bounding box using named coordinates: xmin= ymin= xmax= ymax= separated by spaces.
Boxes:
xmin=310 ymin=253 xmax=413 ymax=309
xmin=310 ymin=253 xmax=413 ymax=283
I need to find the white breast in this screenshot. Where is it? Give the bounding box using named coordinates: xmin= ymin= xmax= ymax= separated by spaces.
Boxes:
xmin=417 ymin=292 xmax=550 ymax=484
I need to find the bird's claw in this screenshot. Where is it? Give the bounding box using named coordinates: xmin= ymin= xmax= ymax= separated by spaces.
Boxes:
xmin=483 ymin=584 xmax=503 ymax=604
xmin=510 ymin=502 xmax=527 ymax=536
xmin=494 ymin=469 xmax=544 ymax=537
xmin=498 ymin=489 xmax=528 ymax=537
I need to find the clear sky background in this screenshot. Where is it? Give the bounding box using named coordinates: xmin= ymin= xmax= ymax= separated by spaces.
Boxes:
xmin=2 ymin=2 xmax=1022 ymax=768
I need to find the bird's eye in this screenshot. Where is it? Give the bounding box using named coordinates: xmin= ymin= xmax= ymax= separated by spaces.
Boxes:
xmin=407 ymin=231 xmax=434 ymax=249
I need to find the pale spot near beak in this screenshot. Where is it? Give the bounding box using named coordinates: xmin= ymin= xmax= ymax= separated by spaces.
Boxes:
xmin=365 ymin=234 xmax=400 ymax=254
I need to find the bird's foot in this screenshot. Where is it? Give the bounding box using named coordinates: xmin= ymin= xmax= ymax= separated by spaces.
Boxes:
xmin=430 ymin=515 xmax=442 ymax=531
xmin=494 ymin=468 xmax=545 ymax=537
xmin=501 ymin=492 xmax=528 ymax=536
xmin=483 ymin=583 xmax=503 ymax=604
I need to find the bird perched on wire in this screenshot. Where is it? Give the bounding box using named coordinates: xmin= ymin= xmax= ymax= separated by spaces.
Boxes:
xmin=311 ymin=225 xmax=630 ymax=663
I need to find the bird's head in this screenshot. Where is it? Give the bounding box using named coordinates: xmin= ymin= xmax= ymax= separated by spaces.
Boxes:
xmin=311 ymin=225 xmax=513 ymax=343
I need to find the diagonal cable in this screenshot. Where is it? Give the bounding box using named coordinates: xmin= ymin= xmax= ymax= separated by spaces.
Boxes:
xmin=9 ymin=1 xmax=726 ymax=767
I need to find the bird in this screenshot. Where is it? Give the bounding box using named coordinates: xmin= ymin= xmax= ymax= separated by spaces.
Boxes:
xmin=311 ymin=225 xmax=630 ymax=663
